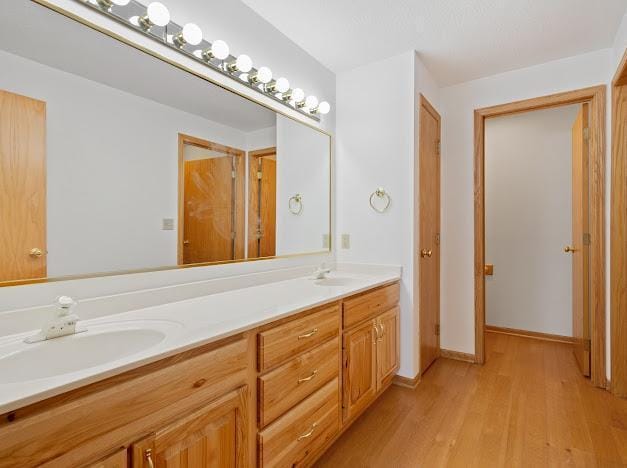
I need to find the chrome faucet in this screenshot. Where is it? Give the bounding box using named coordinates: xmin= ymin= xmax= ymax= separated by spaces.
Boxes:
xmin=312 ymin=263 xmax=332 ymax=280
xmin=24 ymin=296 xmax=86 ymax=343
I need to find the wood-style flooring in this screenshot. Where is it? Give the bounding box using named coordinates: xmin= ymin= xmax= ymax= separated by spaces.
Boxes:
xmin=315 ymin=332 xmax=627 ymax=467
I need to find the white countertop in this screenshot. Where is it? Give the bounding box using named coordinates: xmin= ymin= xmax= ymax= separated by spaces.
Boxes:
xmin=0 ymin=267 xmax=400 ymax=413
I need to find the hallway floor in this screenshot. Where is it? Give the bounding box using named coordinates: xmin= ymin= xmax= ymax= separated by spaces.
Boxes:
xmin=315 ymin=333 xmax=627 ymax=467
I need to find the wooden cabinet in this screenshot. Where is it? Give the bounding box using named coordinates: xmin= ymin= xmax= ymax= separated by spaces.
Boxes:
xmin=131 ymin=386 xmax=248 ymax=468
xmin=342 ymin=320 xmax=377 ymax=421
xmin=376 ymin=306 xmax=400 ymax=390
xmin=342 ymin=301 xmax=400 ymax=422
xmin=88 ymin=448 xmax=128 ymax=468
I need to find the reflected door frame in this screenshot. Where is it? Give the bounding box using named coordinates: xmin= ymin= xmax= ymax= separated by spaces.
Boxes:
xmin=177 ymin=133 xmax=245 ymax=266
xmin=473 ymin=85 xmax=606 ymax=388
xmin=247 ymin=147 xmax=277 ymax=259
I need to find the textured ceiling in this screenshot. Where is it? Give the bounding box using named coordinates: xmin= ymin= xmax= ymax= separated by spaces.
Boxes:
xmin=241 ymin=0 xmax=627 ymax=85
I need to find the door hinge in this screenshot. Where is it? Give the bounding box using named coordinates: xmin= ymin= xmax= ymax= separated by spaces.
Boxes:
xmin=231 ymin=170 xmax=236 ymax=179
xmin=435 ymin=233 xmax=441 ymax=245
xmin=436 ymin=140 xmax=441 ymax=155
xmin=583 ymin=233 xmax=591 ymax=245
xmin=231 ymin=231 xmax=236 ymax=240
xmin=257 ymin=171 xmax=262 ymax=180
xmin=435 ymin=324 xmax=440 ymax=336
xmin=583 ymin=127 xmax=590 ymax=141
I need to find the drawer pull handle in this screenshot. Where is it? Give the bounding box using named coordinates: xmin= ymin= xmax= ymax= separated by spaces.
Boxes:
xmin=298 ymin=328 xmax=318 ymax=339
xmin=298 ymin=369 xmax=318 ymax=383
xmin=145 ymin=448 xmax=155 ymax=468
xmin=297 ymin=422 xmax=318 ymax=441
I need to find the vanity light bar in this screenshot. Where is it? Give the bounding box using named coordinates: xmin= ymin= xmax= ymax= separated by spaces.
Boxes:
xmin=79 ymin=0 xmax=331 ymax=121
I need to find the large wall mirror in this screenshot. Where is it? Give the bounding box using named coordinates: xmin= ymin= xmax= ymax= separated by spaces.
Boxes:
xmin=0 ymin=2 xmax=331 ymax=285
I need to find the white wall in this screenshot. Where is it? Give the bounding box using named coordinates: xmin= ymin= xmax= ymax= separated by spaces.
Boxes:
xmin=336 ymin=51 xmax=439 ymax=378
xmin=440 ymin=48 xmax=612 ymax=355
xmin=276 ymin=115 xmax=330 ymax=255
xmin=485 ymin=105 xmax=579 ymax=336
xmin=245 ymin=126 xmax=276 ymax=151
xmin=1 ymin=0 xmax=335 ymax=311
xmin=0 ymin=49 xmax=249 ymax=277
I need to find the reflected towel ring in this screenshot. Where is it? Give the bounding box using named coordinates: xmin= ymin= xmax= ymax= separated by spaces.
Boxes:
xmin=289 ymin=193 xmax=303 ymax=215
xmin=369 ymin=187 xmax=391 ymax=213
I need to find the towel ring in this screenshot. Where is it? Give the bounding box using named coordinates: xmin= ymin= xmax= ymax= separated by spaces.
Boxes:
xmin=369 ymin=187 xmax=391 ymax=213
xmin=289 ymin=193 xmax=303 ymax=215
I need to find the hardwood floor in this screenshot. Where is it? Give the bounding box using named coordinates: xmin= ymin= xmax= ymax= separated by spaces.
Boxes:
xmin=315 ymin=333 xmax=627 ymax=467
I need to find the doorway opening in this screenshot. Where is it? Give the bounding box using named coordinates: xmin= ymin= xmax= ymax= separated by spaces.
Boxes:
xmin=474 ymin=86 xmax=606 ymax=388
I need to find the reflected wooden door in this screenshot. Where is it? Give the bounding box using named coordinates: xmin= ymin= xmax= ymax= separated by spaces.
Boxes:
xmin=183 ymin=156 xmax=234 ymax=264
xmin=0 ymin=89 xmax=46 ymax=282
xmin=419 ymin=95 xmax=441 ymax=374
xmin=571 ymin=103 xmax=591 ymax=376
xmin=248 ymin=148 xmax=276 ymax=258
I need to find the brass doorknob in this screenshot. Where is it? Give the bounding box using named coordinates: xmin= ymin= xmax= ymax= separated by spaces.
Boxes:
xmin=29 ymin=248 xmax=43 ymax=258
xmin=564 ymin=246 xmax=577 ymax=253
xmin=421 ymin=249 xmax=432 ymax=258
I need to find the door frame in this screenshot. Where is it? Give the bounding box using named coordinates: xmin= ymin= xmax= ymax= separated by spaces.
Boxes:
xmin=247 ymin=146 xmax=277 ymax=259
xmin=611 ymin=48 xmax=627 ymax=397
xmin=417 ymin=94 xmax=441 ymax=374
xmin=177 ymin=133 xmax=245 ymax=265
xmin=473 ymin=85 xmax=606 ymax=388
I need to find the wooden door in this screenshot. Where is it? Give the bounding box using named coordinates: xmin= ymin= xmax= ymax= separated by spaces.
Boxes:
xmin=183 ymin=156 xmax=234 ymax=264
xmin=0 ymin=89 xmax=46 ymax=282
xmin=247 ymin=148 xmax=276 ymax=259
xmin=342 ymin=320 xmax=377 ymax=422
xmin=376 ymin=306 xmax=400 ymax=390
xmin=131 ymin=386 xmax=248 ymax=468
xmin=571 ymin=104 xmax=591 ymax=376
xmin=418 ymin=95 xmax=441 ymax=374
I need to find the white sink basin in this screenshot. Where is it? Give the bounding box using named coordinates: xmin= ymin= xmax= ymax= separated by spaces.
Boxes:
xmin=313 ymin=276 xmax=359 ymax=287
xmin=0 ymin=320 xmax=180 ymax=383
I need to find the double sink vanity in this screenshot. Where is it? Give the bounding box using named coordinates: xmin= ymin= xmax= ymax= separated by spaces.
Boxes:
xmin=0 ymin=266 xmax=401 ymax=467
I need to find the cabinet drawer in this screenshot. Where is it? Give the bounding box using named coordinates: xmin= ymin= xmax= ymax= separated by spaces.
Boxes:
xmin=258 ymin=304 xmax=340 ymax=371
xmin=259 ymin=337 xmax=339 ymax=428
xmin=258 ymin=378 xmax=339 ymax=468
xmin=343 ymin=282 xmax=400 ymax=329
xmin=0 ymin=337 xmax=249 ymax=468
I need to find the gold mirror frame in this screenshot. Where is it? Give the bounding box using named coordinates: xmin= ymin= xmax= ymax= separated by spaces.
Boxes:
xmin=1 ymin=0 xmax=332 ymax=287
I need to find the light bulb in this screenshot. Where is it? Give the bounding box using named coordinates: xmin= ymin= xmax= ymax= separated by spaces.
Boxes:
xmin=211 ymin=40 xmax=230 ymax=60
xmin=317 ymin=101 xmax=331 ymax=114
xmin=275 ymin=77 xmax=290 ymax=93
xmin=181 ymin=23 xmax=203 ymax=45
xmin=250 ymin=66 xmax=272 ymax=85
xmin=235 ymin=54 xmax=252 ymax=72
xmin=291 ymin=88 xmax=305 ymax=103
xmin=146 ymin=2 xmax=170 ymax=27
xmin=111 ymin=0 xmax=130 ymax=4
xmin=96 ymin=0 xmax=129 ymax=8
xmin=305 ymin=95 xmax=319 ymax=109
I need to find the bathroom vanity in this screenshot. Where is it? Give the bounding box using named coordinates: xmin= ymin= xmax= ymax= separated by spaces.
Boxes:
xmin=0 ymin=272 xmax=400 ymax=467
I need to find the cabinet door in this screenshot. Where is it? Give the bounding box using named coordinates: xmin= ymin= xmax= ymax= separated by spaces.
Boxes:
xmin=342 ymin=320 xmax=377 ymax=422
xmin=376 ymin=306 xmax=400 ymax=390
xmin=131 ymin=386 xmax=248 ymax=468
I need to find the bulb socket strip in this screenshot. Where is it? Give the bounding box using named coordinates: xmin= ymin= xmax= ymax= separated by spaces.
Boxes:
xmin=82 ymin=0 xmax=325 ymax=121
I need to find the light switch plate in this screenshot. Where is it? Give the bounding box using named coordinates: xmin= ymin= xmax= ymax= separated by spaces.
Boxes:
xmin=341 ymin=234 xmax=350 ymax=249
xmin=162 ymin=218 xmax=175 ymax=230
xmin=322 ymin=234 xmax=330 ymax=249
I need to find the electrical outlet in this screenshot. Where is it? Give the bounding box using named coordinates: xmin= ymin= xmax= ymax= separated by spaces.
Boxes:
xmin=162 ymin=218 xmax=174 ymax=230
xmin=341 ymin=233 xmax=350 ymax=249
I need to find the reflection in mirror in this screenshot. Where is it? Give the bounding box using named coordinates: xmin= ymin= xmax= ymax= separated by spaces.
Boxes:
xmin=0 ymin=2 xmax=330 ymax=285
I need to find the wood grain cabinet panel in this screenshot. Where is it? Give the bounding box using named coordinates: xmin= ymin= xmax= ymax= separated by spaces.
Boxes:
xmin=376 ymin=307 xmax=400 ymax=390
xmin=258 ymin=304 xmax=340 ymax=371
xmin=87 ymin=448 xmax=128 ymax=468
xmin=342 ymin=283 xmax=400 ymax=329
xmin=258 ymin=379 xmax=339 ymax=468
xmin=131 ymin=386 xmax=248 ymax=468
xmin=258 ymin=336 xmax=339 ymax=428
xmin=342 ymin=320 xmax=377 ymax=422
